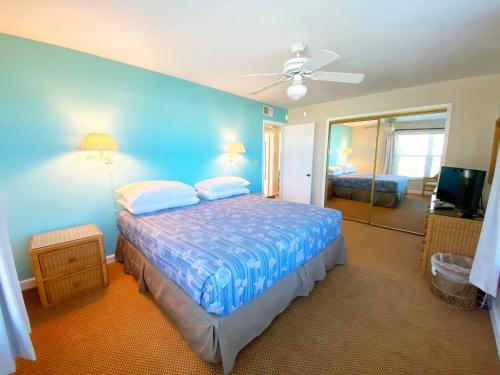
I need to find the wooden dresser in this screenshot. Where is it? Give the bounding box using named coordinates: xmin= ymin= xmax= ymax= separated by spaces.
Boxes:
xmin=422 ymin=197 xmax=483 ymax=276
xmin=30 ymin=224 xmax=108 ymax=307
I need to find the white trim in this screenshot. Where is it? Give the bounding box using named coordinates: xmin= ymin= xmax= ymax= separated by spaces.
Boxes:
xmin=490 ymin=300 xmax=500 ymax=360
xmin=19 ymin=254 xmax=116 ymax=291
xmin=20 ymin=277 xmax=36 ymax=291
xmin=262 ymin=120 xmax=286 ymax=199
xmin=321 ymin=118 xmax=330 ymax=207
xmin=263 ymin=120 xmax=286 ymax=127
xmin=279 ymin=127 xmax=285 ymax=200
xmin=321 ymin=103 xmax=453 ymax=207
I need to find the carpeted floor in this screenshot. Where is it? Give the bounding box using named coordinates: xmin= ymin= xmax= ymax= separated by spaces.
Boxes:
xmin=326 ymin=197 xmax=372 ymax=222
xmin=16 ymin=220 xmax=499 ymax=375
xmin=327 ymin=194 xmax=431 ymax=233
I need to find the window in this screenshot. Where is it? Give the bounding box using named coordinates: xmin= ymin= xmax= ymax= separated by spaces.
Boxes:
xmin=394 ymin=131 xmax=445 ymax=178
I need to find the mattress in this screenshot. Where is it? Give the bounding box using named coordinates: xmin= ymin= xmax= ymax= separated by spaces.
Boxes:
xmin=116 ymin=233 xmax=346 ymax=374
xmin=332 ymin=172 xmax=409 ymax=193
xmin=116 ymin=194 xmax=342 ymax=316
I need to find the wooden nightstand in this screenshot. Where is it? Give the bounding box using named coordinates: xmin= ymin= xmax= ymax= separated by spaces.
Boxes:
xmin=30 ymin=224 xmax=108 ymax=307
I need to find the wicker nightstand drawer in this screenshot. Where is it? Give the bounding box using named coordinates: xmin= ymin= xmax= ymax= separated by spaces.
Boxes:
xmin=39 ymin=240 xmax=102 ymax=277
xmin=45 ymin=265 xmax=105 ymax=304
xmin=30 ymin=224 xmax=108 ymax=307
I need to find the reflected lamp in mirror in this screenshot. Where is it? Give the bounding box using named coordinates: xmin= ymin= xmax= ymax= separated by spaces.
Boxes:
xmin=81 ymin=133 xmax=119 ymax=164
xmin=340 ymin=147 xmax=353 ymax=156
xmin=227 ymin=142 xmax=246 ymax=161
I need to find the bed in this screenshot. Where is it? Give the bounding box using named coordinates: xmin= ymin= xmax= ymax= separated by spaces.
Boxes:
xmin=328 ymin=172 xmax=408 ymax=208
xmin=115 ymin=194 xmax=345 ymax=373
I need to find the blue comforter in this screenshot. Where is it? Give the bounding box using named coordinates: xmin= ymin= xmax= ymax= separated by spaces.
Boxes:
xmin=117 ymin=194 xmax=341 ymax=316
xmin=332 ymin=173 xmax=408 ymax=193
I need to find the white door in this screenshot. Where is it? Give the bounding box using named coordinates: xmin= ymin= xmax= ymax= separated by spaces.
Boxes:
xmin=281 ymin=123 xmax=315 ymax=204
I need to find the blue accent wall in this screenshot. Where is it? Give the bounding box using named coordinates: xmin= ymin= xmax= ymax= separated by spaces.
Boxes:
xmin=328 ymin=124 xmax=352 ymax=166
xmin=0 ymin=34 xmax=287 ymax=280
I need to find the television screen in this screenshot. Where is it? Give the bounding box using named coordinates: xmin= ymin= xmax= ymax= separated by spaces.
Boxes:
xmin=436 ymin=166 xmax=486 ymax=214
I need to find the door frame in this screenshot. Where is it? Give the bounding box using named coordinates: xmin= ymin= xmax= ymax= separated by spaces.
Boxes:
xmin=280 ymin=122 xmax=316 ymax=203
xmin=321 ymin=103 xmax=453 ymax=208
xmin=262 ymin=120 xmax=286 ymax=198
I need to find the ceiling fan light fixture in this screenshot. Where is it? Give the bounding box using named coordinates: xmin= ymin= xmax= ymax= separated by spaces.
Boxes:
xmin=287 ymin=82 xmax=308 ymax=100
xmin=245 ymin=43 xmax=364 ymax=101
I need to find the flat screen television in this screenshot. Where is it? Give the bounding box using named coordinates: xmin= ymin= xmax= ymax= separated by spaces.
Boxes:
xmin=436 ymin=166 xmax=486 ymax=215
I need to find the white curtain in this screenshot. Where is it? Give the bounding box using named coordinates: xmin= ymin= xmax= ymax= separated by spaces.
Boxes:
xmin=470 ymin=151 xmax=500 ymax=297
xmin=0 ymin=210 xmax=36 ymax=374
xmin=383 ymin=130 xmax=396 ymax=174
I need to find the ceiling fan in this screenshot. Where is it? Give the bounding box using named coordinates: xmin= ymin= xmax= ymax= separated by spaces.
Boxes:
xmin=245 ymin=43 xmax=365 ymax=100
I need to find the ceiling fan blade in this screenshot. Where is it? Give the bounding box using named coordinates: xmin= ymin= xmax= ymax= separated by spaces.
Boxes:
xmin=250 ymin=77 xmax=289 ymax=95
xmin=302 ymin=50 xmax=339 ymax=72
xmin=310 ymin=71 xmax=365 ymax=84
xmin=243 ymin=73 xmax=285 ymax=77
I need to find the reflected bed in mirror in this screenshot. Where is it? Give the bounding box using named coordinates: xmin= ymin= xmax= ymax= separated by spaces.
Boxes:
xmin=325 ymin=108 xmax=450 ymax=234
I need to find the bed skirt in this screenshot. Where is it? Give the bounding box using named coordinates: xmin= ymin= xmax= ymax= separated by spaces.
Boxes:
xmin=332 ymin=185 xmax=407 ymax=208
xmin=115 ymin=233 xmax=346 ymax=374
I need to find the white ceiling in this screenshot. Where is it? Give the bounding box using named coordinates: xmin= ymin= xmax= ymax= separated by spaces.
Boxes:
xmin=1 ymin=1 xmax=500 ymax=108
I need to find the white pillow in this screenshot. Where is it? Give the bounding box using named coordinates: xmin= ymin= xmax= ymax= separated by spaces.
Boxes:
xmin=197 ymin=187 xmax=249 ymax=201
xmin=329 ymin=166 xmax=343 ymax=176
xmin=340 ymin=163 xmax=355 ymax=174
xmin=118 ymin=196 xmax=200 ymax=214
xmin=116 ymin=181 xmax=196 ymax=207
xmin=194 ymin=176 xmax=250 ymax=193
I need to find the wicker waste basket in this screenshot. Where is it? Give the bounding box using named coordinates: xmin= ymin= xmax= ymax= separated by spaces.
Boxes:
xmin=430 ymin=253 xmax=478 ymax=310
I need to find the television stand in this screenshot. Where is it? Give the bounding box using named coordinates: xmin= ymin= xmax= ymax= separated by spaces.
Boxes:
xmin=433 ymin=199 xmax=455 ymax=210
xmin=421 ymin=195 xmax=483 ymax=276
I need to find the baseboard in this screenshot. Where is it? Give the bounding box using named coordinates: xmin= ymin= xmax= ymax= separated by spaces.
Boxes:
xmin=19 ymin=254 xmax=116 ymax=291
xmin=20 ymin=277 xmax=36 ymax=291
xmin=106 ymin=254 xmax=115 ymax=264
xmin=490 ymin=298 xmax=500 ymax=361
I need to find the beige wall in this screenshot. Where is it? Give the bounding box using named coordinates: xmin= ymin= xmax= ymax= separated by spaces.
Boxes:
xmin=349 ymin=126 xmax=383 ymax=174
xmin=289 ymin=74 xmax=500 ymax=206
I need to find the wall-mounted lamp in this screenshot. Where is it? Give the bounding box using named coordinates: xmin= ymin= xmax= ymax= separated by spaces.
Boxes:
xmin=81 ymin=133 xmax=119 ymax=164
xmin=227 ymin=142 xmax=246 ymax=161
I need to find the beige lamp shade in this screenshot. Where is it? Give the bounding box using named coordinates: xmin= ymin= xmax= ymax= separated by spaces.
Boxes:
xmin=227 ymin=142 xmax=246 ymax=154
xmin=81 ymin=133 xmax=119 ymax=151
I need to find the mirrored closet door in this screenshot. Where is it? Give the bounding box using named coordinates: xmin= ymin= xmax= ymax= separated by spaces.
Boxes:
xmin=370 ymin=113 xmax=447 ymax=233
xmin=325 ymin=120 xmax=378 ymax=223
xmin=324 ymin=108 xmax=449 ymax=235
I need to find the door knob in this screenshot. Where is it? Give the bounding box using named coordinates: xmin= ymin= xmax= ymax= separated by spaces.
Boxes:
xmin=306 ymin=173 xmax=311 ymax=177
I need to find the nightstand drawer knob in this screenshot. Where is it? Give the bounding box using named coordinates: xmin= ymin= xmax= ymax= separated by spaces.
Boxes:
xmin=68 ymin=257 xmax=77 ymax=263
xmin=73 ymin=281 xmax=81 ymax=289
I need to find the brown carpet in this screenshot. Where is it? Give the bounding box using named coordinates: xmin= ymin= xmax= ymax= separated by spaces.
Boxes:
xmin=371 ymin=194 xmax=431 ymax=233
xmin=16 ymin=221 xmax=499 ymax=375
xmin=327 ymin=194 xmax=430 ymax=233
xmin=326 ymin=197 xmax=372 ymax=222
